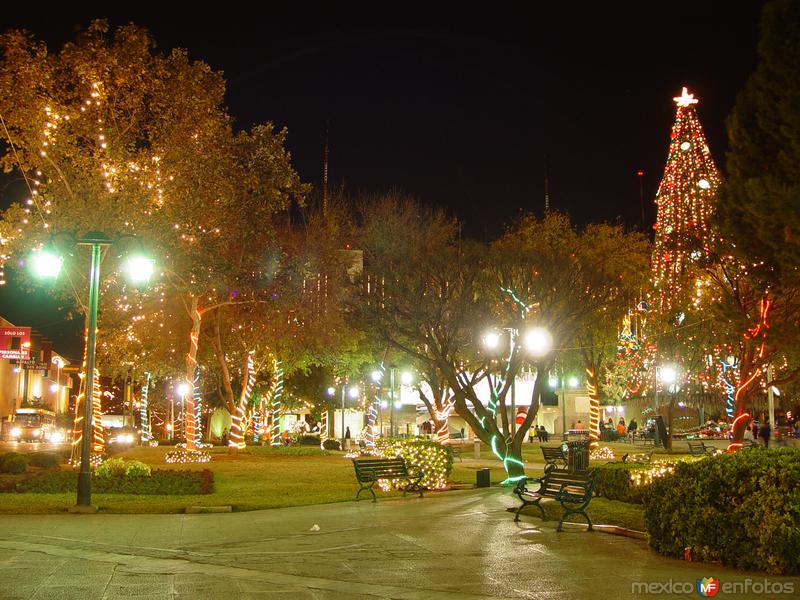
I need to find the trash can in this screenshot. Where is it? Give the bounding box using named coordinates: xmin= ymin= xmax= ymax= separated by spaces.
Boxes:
xmin=476 ymin=468 xmax=491 ymax=488
xmin=473 ymin=438 xmax=482 ymax=459
xmin=565 ymin=440 xmax=590 ymax=472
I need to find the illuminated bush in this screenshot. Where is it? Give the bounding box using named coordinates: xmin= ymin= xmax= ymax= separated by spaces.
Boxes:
xmin=374 ymin=438 xmax=453 ymax=490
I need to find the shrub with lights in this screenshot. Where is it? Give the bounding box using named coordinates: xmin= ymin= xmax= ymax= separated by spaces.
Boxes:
xmin=589 ymin=446 xmax=615 ymax=461
xmin=644 ymin=448 xmax=800 ymax=575
xmin=165 ymin=448 xmax=211 ymax=464
xmin=374 ymin=438 xmax=453 ymax=491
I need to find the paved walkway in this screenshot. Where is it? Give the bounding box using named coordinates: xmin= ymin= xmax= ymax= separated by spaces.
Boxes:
xmin=0 ymin=489 xmax=797 ymax=599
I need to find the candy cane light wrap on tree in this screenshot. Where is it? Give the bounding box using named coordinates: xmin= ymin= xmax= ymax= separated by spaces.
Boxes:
xmin=229 ymin=351 xmax=256 ymax=451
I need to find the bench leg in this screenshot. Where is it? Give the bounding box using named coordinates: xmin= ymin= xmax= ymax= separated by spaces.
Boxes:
xmin=557 ymin=504 xmax=593 ymax=532
xmin=356 ymin=483 xmax=376 ymax=502
xmin=514 ymin=500 xmax=546 ymax=523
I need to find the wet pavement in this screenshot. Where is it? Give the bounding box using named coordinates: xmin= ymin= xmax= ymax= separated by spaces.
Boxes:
xmin=0 ymin=488 xmax=797 ymax=599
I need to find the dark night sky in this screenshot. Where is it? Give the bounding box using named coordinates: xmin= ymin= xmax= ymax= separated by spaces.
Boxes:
xmin=0 ymin=2 xmax=765 ymax=359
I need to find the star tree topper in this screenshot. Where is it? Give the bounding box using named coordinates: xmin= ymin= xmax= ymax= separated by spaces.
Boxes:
xmin=673 ymin=86 xmax=699 ymax=107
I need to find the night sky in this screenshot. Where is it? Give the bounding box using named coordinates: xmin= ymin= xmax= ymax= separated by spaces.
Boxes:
xmin=0 ymin=3 xmax=765 ymax=359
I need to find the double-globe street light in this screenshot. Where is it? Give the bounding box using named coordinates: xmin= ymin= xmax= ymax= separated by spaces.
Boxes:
xmin=32 ymin=231 xmax=154 ymax=510
xmin=482 ymin=326 xmax=552 ymax=436
xmin=327 ymin=383 xmax=359 ymax=448
xmin=371 ymin=367 xmax=413 ymax=437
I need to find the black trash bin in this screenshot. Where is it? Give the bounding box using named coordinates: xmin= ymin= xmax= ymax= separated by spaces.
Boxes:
xmin=476 ymin=468 xmax=491 ymax=488
xmin=565 ymin=440 xmax=590 ymax=472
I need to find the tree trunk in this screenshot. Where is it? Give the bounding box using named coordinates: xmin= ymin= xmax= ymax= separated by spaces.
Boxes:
xmin=666 ymin=396 xmax=675 ymax=452
xmin=183 ymin=296 xmax=201 ymax=451
xmin=210 ymin=309 xmax=236 ymax=414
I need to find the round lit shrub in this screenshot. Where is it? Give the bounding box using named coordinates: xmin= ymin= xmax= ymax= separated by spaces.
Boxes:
xmin=124 ymin=460 xmax=152 ymax=478
xmin=94 ymin=457 xmax=127 ymax=479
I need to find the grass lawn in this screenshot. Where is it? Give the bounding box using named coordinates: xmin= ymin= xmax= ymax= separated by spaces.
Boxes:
xmin=0 ymin=441 xmax=649 ymax=528
xmin=516 ymin=497 xmax=646 ymax=532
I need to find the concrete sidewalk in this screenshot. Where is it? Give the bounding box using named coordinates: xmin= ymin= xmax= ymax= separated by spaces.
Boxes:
xmin=0 ymin=488 xmax=796 ymax=599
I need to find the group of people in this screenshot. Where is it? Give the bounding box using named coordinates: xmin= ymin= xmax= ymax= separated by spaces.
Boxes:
xmin=744 ymin=420 xmax=772 ymax=446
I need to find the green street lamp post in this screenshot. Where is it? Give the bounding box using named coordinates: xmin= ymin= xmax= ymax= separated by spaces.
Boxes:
xmin=32 ymin=231 xmax=154 ymax=509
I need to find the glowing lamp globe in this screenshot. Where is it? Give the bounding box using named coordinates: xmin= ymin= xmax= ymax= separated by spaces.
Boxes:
xmin=660 ymin=366 xmax=677 ymax=384
xmin=32 ymin=250 xmax=63 ymax=279
xmin=348 ymin=386 xmax=359 ymax=399
xmin=568 ymin=376 xmax=579 ymax=389
xmin=400 ymin=371 xmax=413 ymax=386
xmin=548 ymin=377 xmax=558 ymax=389
xmin=371 ymin=370 xmax=383 ymax=383
xmin=483 ymin=331 xmax=500 ymax=350
xmin=326 ymin=387 xmax=336 ymax=397
xmin=523 ymin=327 xmax=552 ymax=357
xmin=177 ymin=382 xmax=190 ymax=396
xmin=124 ymin=255 xmax=155 ymax=284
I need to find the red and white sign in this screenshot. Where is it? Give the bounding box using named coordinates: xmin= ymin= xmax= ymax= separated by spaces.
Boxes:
xmin=515 ymin=409 xmax=527 ymax=426
xmin=0 ymin=327 xmax=31 ymax=360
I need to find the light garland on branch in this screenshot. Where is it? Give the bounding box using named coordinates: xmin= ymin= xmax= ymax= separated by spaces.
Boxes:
xmin=373 ymin=438 xmax=453 ymax=491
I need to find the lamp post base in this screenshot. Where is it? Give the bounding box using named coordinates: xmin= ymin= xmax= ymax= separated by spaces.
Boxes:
xmin=68 ymin=504 xmax=98 ymax=514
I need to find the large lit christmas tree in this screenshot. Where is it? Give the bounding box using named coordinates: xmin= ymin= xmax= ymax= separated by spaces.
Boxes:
xmin=651 ymin=87 xmax=722 ymax=315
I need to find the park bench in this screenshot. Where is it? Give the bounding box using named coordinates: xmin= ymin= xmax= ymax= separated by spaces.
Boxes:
xmin=513 ymin=468 xmax=599 ymax=531
xmin=352 ymin=457 xmax=423 ymax=502
xmin=541 ymin=445 xmax=568 ymax=470
xmin=686 ymin=440 xmax=719 ymax=456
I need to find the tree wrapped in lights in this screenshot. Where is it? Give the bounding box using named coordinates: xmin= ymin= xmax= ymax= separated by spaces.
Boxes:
xmin=0 ymin=22 xmax=307 ymax=455
xmin=651 ymin=87 xmax=722 ymax=314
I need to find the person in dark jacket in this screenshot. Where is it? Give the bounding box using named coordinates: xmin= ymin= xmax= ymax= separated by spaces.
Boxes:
xmin=758 ymin=421 xmax=771 ymax=447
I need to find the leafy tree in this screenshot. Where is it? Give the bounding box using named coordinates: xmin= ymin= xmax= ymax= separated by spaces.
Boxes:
xmin=716 ymin=0 xmax=800 ymax=283
xmin=0 ymin=21 xmax=306 ymax=450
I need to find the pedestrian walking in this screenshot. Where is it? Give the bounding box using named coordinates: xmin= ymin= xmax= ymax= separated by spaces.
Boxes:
xmin=758 ymin=421 xmax=771 ymax=447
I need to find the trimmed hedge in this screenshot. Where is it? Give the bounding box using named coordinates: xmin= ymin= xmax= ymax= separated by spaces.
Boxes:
xmin=596 ymin=462 xmax=647 ymax=503
xmin=0 ymin=453 xmax=29 ymax=474
xmin=28 ymin=452 xmax=61 ymax=469
xmin=9 ymin=468 xmax=214 ymax=495
xmin=644 ymin=448 xmax=800 ymax=575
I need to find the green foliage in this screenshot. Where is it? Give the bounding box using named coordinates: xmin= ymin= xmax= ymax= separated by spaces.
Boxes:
xmin=0 ymin=453 xmax=29 ymax=474
xmin=717 ymin=0 xmax=800 ymax=283
xmin=644 ymin=449 xmax=800 ymax=574
xmin=322 ymin=439 xmax=341 ymax=451
xmin=297 ymin=435 xmax=320 ymax=446
xmin=374 ymin=438 xmax=453 ymax=490
xmin=124 ymin=460 xmax=152 ymax=478
xmin=26 ymin=452 xmax=60 ymax=469
xmin=11 ymin=468 xmax=213 ymax=495
xmin=95 ymin=457 xmax=127 ymax=479
xmin=595 ymin=463 xmax=647 ymax=503
xmin=96 ymin=457 xmax=151 ymax=479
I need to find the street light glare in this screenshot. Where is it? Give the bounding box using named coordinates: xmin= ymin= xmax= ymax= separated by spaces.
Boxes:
xmin=483 ymin=331 xmax=500 ymax=350
xmin=371 ymin=370 xmax=383 ymax=383
xmin=523 ymin=327 xmax=552 ymax=357
xmin=348 ymin=386 xmax=359 ymax=399
xmin=548 ymin=376 xmax=558 ymax=389
xmin=177 ymin=382 xmax=190 ymax=396
xmin=32 ymin=249 xmax=63 ymax=279
xmin=124 ymin=255 xmax=155 ymax=284
xmin=568 ymin=376 xmax=579 ymax=388
xmin=326 ymin=387 xmax=336 ymax=396
xmin=401 ymin=371 xmax=413 ymax=386
xmin=660 ymin=366 xmax=677 ymax=384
